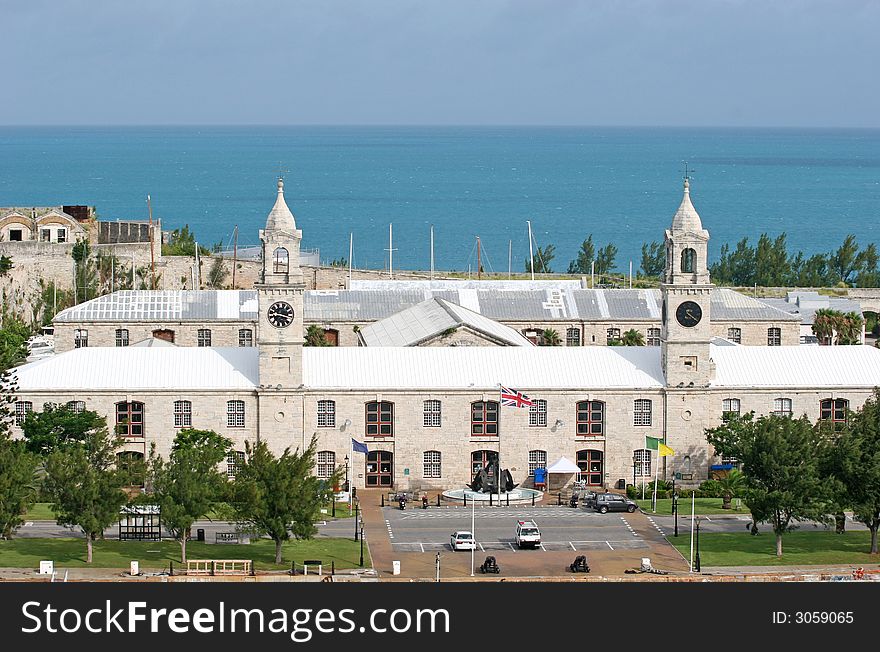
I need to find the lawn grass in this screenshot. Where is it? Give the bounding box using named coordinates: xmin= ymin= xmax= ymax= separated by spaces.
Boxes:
xmin=0 ymin=538 xmax=369 ymax=570
xmin=670 ymin=530 xmax=880 ymax=567
xmin=636 ymin=498 xmax=749 ymax=515
xmin=24 ymin=503 xmax=56 ymax=521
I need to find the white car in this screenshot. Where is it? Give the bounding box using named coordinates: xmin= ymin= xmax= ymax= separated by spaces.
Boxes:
xmin=515 ymin=520 xmax=541 ymax=549
xmin=450 ymin=531 xmax=476 ymax=551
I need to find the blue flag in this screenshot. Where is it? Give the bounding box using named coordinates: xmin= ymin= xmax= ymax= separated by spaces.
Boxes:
xmin=351 ymin=438 xmax=368 ymax=454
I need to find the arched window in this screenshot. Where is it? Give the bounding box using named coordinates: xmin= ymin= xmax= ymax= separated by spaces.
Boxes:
xmin=316 ymin=451 xmax=336 ymax=479
xmin=681 ymin=248 xmax=696 ymax=273
xmin=576 ymin=450 xmax=603 ymax=486
xmin=471 ymin=400 xmax=499 ymax=436
xmin=722 ymin=398 xmax=741 ymax=422
xmin=66 ymin=400 xmax=86 ymax=414
xmin=471 ymin=450 xmax=498 ymax=477
xmin=773 ymin=398 xmax=793 ymax=417
xmin=576 ymin=400 xmax=604 ymax=436
xmin=820 ymin=398 xmax=849 ymax=429
xmin=366 ymin=401 xmax=394 ymax=436
xmin=273 ymin=247 xmax=289 ymax=274
xmin=115 ymin=401 xmax=144 ymax=437
xmin=117 ymin=451 xmax=145 ymax=486
xmin=423 ymin=451 xmax=441 ymax=478
xmin=173 ymin=400 xmax=192 ymax=428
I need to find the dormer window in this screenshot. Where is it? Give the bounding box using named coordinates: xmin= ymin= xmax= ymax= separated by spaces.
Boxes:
xmin=681 ymin=248 xmax=696 ymax=273
xmin=273 ymin=247 xmax=289 ymax=274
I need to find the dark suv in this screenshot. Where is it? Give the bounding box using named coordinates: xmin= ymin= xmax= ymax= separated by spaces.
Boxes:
xmin=594 ymin=493 xmax=637 ymax=513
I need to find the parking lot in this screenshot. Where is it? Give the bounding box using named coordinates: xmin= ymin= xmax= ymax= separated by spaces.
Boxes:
xmin=385 ymin=506 xmax=651 ymax=553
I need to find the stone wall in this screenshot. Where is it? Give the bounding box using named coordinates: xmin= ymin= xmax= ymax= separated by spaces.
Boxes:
xmin=53 ymin=321 xmax=259 ymax=353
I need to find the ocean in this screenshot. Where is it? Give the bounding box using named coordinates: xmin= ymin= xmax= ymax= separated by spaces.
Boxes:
xmin=1 ymin=126 xmax=878 ymax=273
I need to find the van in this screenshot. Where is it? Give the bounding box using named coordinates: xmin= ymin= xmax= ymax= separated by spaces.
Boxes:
xmin=515 ymin=520 xmax=541 ymax=549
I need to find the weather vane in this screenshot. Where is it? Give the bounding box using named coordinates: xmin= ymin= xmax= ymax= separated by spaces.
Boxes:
xmin=682 ymin=161 xmax=695 ymax=181
xmin=277 ymin=162 xmax=290 ymax=180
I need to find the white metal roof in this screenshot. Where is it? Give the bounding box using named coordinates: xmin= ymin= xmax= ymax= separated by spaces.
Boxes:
xmin=54 ymin=290 xmax=259 ymax=323
xmin=358 ymin=298 xmax=533 ymax=347
xmin=303 ymin=346 xmax=665 ymax=390
xmin=13 ymin=347 xmax=259 ymax=391
xmin=710 ymin=344 xmax=880 ymax=388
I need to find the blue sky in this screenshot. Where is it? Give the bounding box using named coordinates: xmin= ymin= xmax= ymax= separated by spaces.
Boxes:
xmin=2 ymin=0 xmax=878 ymax=126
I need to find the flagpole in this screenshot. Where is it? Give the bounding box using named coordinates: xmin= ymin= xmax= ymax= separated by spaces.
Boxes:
xmin=349 ymin=437 xmax=353 ymax=512
xmin=689 ymin=491 xmax=695 ymax=572
xmin=470 ymin=497 xmax=475 ymax=576
xmin=498 ymin=383 xmax=502 ymax=508
xmin=652 ymin=450 xmax=658 ymax=513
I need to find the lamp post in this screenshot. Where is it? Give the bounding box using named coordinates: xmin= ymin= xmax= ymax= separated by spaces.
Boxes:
xmin=694 ymin=516 xmax=702 ymax=572
xmin=672 ymin=475 xmax=678 ymax=537
xmin=359 ymin=526 xmax=364 ymax=567
xmin=344 ymin=455 xmax=350 ymax=492
xmin=354 ymin=499 xmax=359 ymax=541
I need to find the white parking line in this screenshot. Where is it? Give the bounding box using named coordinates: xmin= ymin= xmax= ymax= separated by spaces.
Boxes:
xmin=569 ymin=542 xmax=576 ymax=551
xmin=606 ymin=541 xmax=614 ymax=550
xmin=508 ymin=542 xmax=517 ymax=552
xmin=538 ymin=543 xmax=546 ymax=551
xmin=419 ymin=543 xmax=424 ymax=553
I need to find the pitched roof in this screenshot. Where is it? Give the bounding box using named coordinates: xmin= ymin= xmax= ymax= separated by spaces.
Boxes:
xmin=358 ymin=298 xmax=534 ymax=347
xmin=54 ymin=290 xmax=259 ymax=323
xmin=13 ymin=347 xmax=259 ymax=391
xmin=758 ymin=292 xmax=864 ymax=326
xmin=303 ymin=346 xmax=666 ymax=390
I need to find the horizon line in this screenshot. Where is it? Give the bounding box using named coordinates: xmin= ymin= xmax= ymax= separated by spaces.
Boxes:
xmin=2 ymin=123 xmax=880 ymax=131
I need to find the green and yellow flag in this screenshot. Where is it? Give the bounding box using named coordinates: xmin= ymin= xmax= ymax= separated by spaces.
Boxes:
xmin=659 ymin=443 xmax=675 ymax=457
xmin=645 ymin=436 xmax=660 ymax=451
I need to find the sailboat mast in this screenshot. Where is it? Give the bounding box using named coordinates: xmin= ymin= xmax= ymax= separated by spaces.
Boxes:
xmin=527 ymin=220 xmax=535 ymax=281
xmin=476 ymin=236 xmax=481 ymax=280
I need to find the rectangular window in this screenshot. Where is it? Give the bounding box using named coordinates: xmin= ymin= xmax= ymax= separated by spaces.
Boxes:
xmin=115 ymin=328 xmax=129 ymax=347
xmin=722 ymin=398 xmax=741 ymax=421
xmin=528 ymin=450 xmax=547 ymax=477
xmin=115 ymin=401 xmax=144 ymax=437
xmin=529 ymin=399 xmax=547 ymax=427
xmin=173 ymin=400 xmax=192 ymax=428
xmin=227 ymin=451 xmax=245 ymax=479
xmin=15 ymin=401 xmax=32 ymax=426
xmin=316 ymin=400 xmax=336 ymax=428
xmin=647 ymin=328 xmax=661 ymax=346
xmin=366 ymin=401 xmax=394 ymax=436
xmin=820 ymin=398 xmax=848 ymax=428
xmin=74 ymin=329 xmax=88 ymax=348
xmin=576 ymin=400 xmax=604 ymax=436
xmin=773 ymin=398 xmax=792 ymax=417
xmin=66 ymin=400 xmax=85 ymax=413
xmin=57 ymin=229 xmax=67 ymax=243
xmin=238 ymin=329 xmax=253 ymax=347
xmin=423 ymin=451 xmax=441 ymax=478
xmin=633 ymin=399 xmax=652 ymax=427
xmin=566 ymin=328 xmax=581 ymax=347
xmin=471 ymin=401 xmax=499 ymax=436
xmin=423 ymin=400 xmax=441 ymax=427
xmin=227 ymin=400 xmax=245 ymax=428
xmin=767 ymin=327 xmax=781 ymax=346
xmin=606 ymin=328 xmax=621 ymax=344
xmin=316 ymin=451 xmax=336 ymax=479
xmin=41 ymin=228 xmax=51 ymax=242
xmin=197 ymin=329 xmax=212 ymax=347
xmin=727 ymin=327 xmax=742 ymax=344
xmin=634 ymin=449 xmax=652 ymax=476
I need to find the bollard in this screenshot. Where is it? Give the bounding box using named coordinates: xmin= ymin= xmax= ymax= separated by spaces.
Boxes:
xmin=381 ymin=493 xmax=385 ymax=507
xmin=250 ymin=560 xmax=255 ymax=576
xmin=557 ymin=493 xmax=562 ymax=506
xmin=506 ymin=493 xmax=510 ymax=507
xmin=332 ymin=561 xmax=335 ymax=576
xmin=332 ymin=501 xmax=336 ymax=517
xmin=437 ymin=494 xmax=441 ymax=507
xmin=291 ymin=560 xmax=296 ymax=576
xmin=463 ymin=493 xmax=467 ymax=508
xmin=211 ymin=561 xmax=216 ymax=576
xmin=489 ymin=493 xmax=493 ymax=507
xmin=170 ymin=560 xmax=174 ymax=576
xmin=531 ymin=494 xmax=536 ymax=507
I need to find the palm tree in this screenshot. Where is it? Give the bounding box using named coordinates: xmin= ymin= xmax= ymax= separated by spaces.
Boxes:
xmin=836 ymin=311 xmax=864 ymax=345
xmin=540 ymin=328 xmax=561 ymax=346
xmin=717 ymin=469 xmax=746 ymax=509
xmin=620 ymin=329 xmax=645 ymax=346
xmin=812 ymin=308 xmax=838 ymax=345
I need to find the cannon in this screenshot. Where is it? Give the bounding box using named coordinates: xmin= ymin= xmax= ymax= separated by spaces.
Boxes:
xmin=569 ymin=555 xmax=590 ymax=573
xmin=479 ymin=556 xmax=500 ymax=574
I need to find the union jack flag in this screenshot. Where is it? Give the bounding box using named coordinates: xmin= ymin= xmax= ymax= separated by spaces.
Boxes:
xmin=500 ymin=385 xmax=533 ymax=408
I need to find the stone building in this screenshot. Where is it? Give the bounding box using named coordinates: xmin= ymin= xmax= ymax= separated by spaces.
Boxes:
xmin=12 ymin=178 xmax=880 ymax=494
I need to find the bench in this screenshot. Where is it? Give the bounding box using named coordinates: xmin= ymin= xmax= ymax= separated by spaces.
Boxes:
xmin=303 ymin=559 xmax=324 ymax=576
xmin=186 ymin=559 xmax=252 ymax=576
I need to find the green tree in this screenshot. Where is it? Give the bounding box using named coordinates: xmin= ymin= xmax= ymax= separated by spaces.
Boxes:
xmin=206 ymin=256 xmax=228 ymax=289
xmin=828 ymin=390 xmax=880 ymax=553
xmin=539 ymin=328 xmax=561 ymax=346
xmin=525 ymin=244 xmax=555 ymax=274
xmin=855 ymin=243 xmax=879 ymax=287
xmin=0 ymin=316 xmax=30 ymax=371
xmin=706 ymin=413 xmax=828 ymax=557
xmin=594 ymin=243 xmax=618 ymax=276
xmin=21 ymin=404 xmax=109 ymax=457
xmin=0 ymin=255 xmax=12 ymax=276
xmin=620 ymin=329 xmax=645 ymax=346
xmin=162 ymin=225 xmax=211 ymax=257
xmin=754 ymin=233 xmax=791 ymax=287
xmin=0 ymin=437 xmax=38 ymax=539
xmin=230 ymin=437 xmax=337 ymax=564
xmin=639 ymin=241 xmax=664 ymax=278
xmin=567 ymin=236 xmax=595 ymax=274
xmin=837 ymin=312 xmax=864 ymax=345
xmin=812 ymin=308 xmax=837 ymax=345
xmin=44 ymin=421 xmax=128 ymax=563
xmin=146 ymin=428 xmax=232 ymax=563
xmin=829 ymin=234 xmax=860 ymax=285
xmin=305 ymin=325 xmax=330 ymax=347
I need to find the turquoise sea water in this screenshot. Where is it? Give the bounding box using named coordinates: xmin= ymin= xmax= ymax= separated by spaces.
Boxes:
xmin=0 ymin=126 xmax=878 ymax=272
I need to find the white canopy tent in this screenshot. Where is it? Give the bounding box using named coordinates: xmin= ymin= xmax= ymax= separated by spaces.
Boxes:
xmin=545 ymin=456 xmax=581 ymax=491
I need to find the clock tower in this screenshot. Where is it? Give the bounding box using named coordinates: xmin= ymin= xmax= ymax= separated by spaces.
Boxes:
xmin=256 ymin=177 xmax=305 ymax=389
xmin=660 ymin=177 xmax=714 ymax=388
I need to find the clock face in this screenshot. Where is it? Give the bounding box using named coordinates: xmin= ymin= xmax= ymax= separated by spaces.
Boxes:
xmin=675 ymin=301 xmax=702 ymax=328
xmin=267 ymin=301 xmax=295 ymax=328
